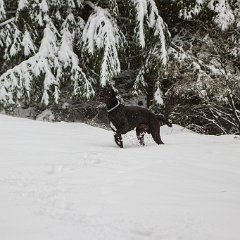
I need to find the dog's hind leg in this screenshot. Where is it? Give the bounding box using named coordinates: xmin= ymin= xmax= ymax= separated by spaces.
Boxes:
xmin=150 ymin=122 xmax=164 ymax=145
xmin=136 ymin=124 xmax=148 ymax=146
xmin=136 ymin=128 xmax=145 ymax=146
xmin=114 ymin=133 xmax=123 ymax=148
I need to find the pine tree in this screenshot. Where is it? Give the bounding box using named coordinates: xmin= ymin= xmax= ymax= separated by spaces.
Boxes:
xmin=0 ymin=0 xmax=92 ymax=108
xmin=0 ymin=0 xmax=127 ymax=109
xmin=0 ymin=0 xmax=239 ymax=135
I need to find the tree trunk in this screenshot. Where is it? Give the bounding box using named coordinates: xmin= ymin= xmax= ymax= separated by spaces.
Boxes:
xmin=146 ymin=75 xmax=155 ymax=108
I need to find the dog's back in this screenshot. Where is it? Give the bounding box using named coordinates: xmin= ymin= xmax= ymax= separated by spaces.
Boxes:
xmin=123 ymin=106 xmax=158 ymax=129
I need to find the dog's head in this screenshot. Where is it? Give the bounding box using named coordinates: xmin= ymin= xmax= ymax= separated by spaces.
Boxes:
xmin=97 ymin=86 xmax=117 ymax=104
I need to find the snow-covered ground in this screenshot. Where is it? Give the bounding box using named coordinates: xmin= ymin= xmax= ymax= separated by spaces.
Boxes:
xmin=0 ymin=114 xmax=240 ymax=240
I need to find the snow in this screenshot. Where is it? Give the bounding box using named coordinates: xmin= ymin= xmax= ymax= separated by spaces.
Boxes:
xmin=17 ymin=0 xmax=29 ymax=11
xmin=154 ymin=86 xmax=164 ymax=105
xmin=59 ymin=30 xmax=78 ymax=68
xmin=131 ymin=0 xmax=147 ymax=48
xmin=208 ymin=0 xmax=235 ymax=30
xmin=40 ymin=0 xmax=48 ymax=13
xmin=36 ymin=109 xmax=55 ymax=122
xmin=0 ymin=21 xmax=62 ymax=107
xmin=130 ymin=0 xmax=168 ymax=65
xmin=22 ymin=29 xmax=36 ymax=56
xmin=0 ymin=0 xmax=5 ymax=21
xmin=0 ymin=114 xmax=240 ymax=240
xmin=38 ymin=25 xmax=57 ymax=59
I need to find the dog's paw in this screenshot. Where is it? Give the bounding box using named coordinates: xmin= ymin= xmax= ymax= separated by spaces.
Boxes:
xmin=115 ymin=141 xmax=123 ymax=148
xmin=114 ymin=135 xmax=123 ymax=148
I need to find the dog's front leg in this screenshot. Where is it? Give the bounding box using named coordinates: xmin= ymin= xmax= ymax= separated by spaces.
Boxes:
xmin=114 ymin=133 xmax=123 ymax=148
xmin=111 ymin=119 xmax=128 ymax=148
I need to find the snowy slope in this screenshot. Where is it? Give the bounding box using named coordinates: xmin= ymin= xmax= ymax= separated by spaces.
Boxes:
xmin=0 ymin=114 xmax=240 ymax=240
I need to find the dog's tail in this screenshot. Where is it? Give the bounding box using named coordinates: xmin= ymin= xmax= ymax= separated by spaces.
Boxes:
xmin=156 ymin=114 xmax=172 ymax=127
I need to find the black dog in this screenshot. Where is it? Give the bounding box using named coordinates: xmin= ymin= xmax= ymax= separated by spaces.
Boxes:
xmin=98 ymin=87 xmax=172 ymax=148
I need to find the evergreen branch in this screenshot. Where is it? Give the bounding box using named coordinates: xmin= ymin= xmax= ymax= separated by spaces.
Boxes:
xmin=0 ymin=17 xmax=15 ymax=28
xmin=84 ymin=1 xmax=95 ymax=10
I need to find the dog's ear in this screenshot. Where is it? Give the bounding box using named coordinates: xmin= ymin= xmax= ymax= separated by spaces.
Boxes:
xmin=110 ymin=88 xmax=117 ymax=97
xmin=111 ymin=88 xmax=115 ymax=94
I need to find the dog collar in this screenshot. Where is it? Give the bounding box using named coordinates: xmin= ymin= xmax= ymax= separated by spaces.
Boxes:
xmin=107 ymin=101 xmax=120 ymax=113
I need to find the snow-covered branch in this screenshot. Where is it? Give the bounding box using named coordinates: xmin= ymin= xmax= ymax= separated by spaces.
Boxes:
xmin=82 ymin=6 xmax=125 ymax=86
xmin=173 ymin=0 xmax=239 ymax=31
xmin=130 ymin=0 xmax=169 ymax=101
xmin=0 ymin=17 xmax=15 ymax=28
xmin=0 ymin=23 xmax=60 ymax=107
xmin=0 ymin=0 xmax=6 ymax=21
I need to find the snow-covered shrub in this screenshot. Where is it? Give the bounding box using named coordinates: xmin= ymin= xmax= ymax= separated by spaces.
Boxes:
xmin=172 ymin=0 xmax=239 ymax=31
xmin=164 ymin=24 xmax=240 ymax=134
